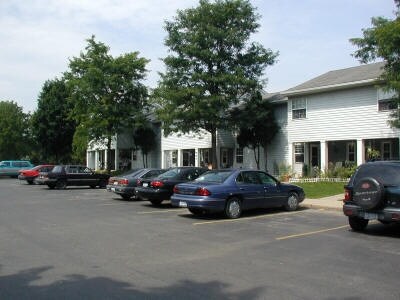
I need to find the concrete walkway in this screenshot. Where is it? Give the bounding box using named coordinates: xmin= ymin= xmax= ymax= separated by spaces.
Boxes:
xmin=301 ymin=194 xmax=344 ymax=211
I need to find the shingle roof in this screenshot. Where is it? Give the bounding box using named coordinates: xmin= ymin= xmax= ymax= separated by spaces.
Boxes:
xmin=283 ymin=62 xmax=385 ymax=96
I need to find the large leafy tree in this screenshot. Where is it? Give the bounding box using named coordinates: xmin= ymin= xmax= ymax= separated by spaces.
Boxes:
xmin=231 ymin=92 xmax=279 ymax=170
xmin=0 ymin=101 xmax=31 ymax=160
xmin=31 ymin=78 xmax=75 ymax=163
xmin=153 ymin=0 xmax=278 ymax=168
xmin=350 ymin=0 xmax=400 ymax=127
xmin=133 ymin=125 xmax=157 ymax=168
xmin=65 ymin=36 xmax=149 ymax=171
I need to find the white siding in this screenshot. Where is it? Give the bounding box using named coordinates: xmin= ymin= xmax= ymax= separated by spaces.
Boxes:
xmin=162 ymin=130 xmax=211 ymax=150
xmin=287 ymin=86 xmax=398 ymax=142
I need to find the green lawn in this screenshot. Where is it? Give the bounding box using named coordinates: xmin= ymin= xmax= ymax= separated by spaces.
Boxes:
xmin=294 ymin=181 xmax=346 ymax=199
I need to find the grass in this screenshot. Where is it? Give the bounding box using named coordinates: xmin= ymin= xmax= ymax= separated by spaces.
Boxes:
xmin=295 ymin=181 xmax=346 ymax=199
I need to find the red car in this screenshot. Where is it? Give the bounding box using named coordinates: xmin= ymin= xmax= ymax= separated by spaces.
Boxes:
xmin=18 ymin=165 xmax=54 ymax=185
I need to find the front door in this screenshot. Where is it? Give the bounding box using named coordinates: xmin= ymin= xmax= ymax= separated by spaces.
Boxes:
xmin=310 ymin=144 xmax=319 ymax=168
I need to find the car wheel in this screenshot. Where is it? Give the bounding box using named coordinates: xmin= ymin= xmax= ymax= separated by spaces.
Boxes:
xmin=90 ymin=185 xmax=96 ymax=189
xmin=348 ymin=216 xmax=369 ymax=231
xmin=48 ymin=184 xmax=55 ymax=189
xmin=27 ymin=180 xmax=34 ymax=185
xmin=150 ymin=199 xmax=163 ymax=206
xmin=353 ymin=177 xmax=383 ymax=210
xmin=284 ymin=192 xmax=299 ymax=211
xmin=188 ymin=208 xmax=205 ymax=216
xmin=121 ymin=194 xmax=131 ymax=201
xmin=56 ymin=180 xmax=67 ymax=189
xmin=225 ymin=197 xmax=242 ymax=219
xmin=98 ymin=180 xmax=107 ymax=188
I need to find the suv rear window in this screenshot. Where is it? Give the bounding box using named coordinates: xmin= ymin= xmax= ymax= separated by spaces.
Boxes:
xmin=350 ymin=163 xmax=400 ymax=186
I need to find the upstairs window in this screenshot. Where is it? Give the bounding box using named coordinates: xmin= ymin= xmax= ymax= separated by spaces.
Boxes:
xmin=378 ymin=89 xmax=397 ymax=111
xmin=292 ymin=98 xmax=307 ymax=119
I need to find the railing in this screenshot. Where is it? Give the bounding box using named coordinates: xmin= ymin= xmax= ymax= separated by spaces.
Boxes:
xmin=287 ymin=177 xmax=349 ymax=183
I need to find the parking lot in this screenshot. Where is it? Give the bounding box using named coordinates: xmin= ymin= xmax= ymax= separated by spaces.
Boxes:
xmin=1 ymin=178 xmax=399 ymax=299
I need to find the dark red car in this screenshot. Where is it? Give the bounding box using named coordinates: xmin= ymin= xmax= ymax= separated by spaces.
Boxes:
xmin=18 ymin=164 xmax=54 ymax=185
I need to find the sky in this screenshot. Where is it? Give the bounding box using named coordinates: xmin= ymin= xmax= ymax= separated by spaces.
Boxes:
xmin=0 ymin=0 xmax=397 ymax=113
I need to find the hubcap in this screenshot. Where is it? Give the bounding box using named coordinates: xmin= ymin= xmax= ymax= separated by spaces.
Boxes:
xmin=229 ymin=200 xmax=240 ymax=217
xmin=288 ymin=195 xmax=298 ymax=209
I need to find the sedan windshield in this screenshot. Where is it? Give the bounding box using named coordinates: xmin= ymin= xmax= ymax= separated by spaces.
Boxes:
xmin=195 ymin=170 xmax=232 ymax=183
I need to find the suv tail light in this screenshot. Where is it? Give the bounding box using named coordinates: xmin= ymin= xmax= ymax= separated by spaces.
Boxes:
xmin=195 ymin=187 xmax=211 ymax=196
xmin=151 ymin=180 xmax=164 ymax=188
xmin=173 ymin=186 xmax=179 ymax=194
xmin=118 ymin=179 xmax=129 ymax=186
xmin=344 ymin=188 xmax=351 ymax=202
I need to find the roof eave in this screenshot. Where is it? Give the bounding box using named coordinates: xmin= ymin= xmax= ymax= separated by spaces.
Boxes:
xmin=281 ymin=78 xmax=382 ymax=97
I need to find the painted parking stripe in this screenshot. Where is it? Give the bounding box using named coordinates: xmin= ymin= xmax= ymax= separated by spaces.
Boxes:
xmin=192 ymin=210 xmax=304 ymax=226
xmin=275 ymin=225 xmax=349 ymax=240
xmin=138 ymin=209 xmax=186 ymax=214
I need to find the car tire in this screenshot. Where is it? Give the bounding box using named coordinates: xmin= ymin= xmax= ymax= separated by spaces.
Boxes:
xmin=150 ymin=199 xmax=163 ymax=206
xmin=27 ymin=180 xmax=34 ymax=185
xmin=98 ymin=180 xmax=107 ymax=188
xmin=348 ymin=216 xmax=369 ymax=231
xmin=188 ymin=208 xmax=205 ymax=216
xmin=225 ymin=197 xmax=242 ymax=219
xmin=56 ymin=180 xmax=67 ymax=189
xmin=90 ymin=185 xmax=96 ymax=189
xmin=352 ymin=177 xmax=383 ymax=210
xmin=121 ymin=194 xmax=131 ymax=201
xmin=48 ymin=184 xmax=55 ymax=189
xmin=284 ymin=192 xmax=299 ymax=211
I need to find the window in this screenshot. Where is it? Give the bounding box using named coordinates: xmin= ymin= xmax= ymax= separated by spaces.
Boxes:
xmin=378 ymin=89 xmax=397 ymax=111
xmin=294 ymin=143 xmax=304 ymax=163
xmin=378 ymin=99 xmax=397 ymax=111
xmin=382 ymin=142 xmax=391 ymax=160
xmin=236 ymin=148 xmax=243 ymax=164
xmin=347 ymin=142 xmax=355 ymax=162
xmin=292 ymin=98 xmax=307 ymax=119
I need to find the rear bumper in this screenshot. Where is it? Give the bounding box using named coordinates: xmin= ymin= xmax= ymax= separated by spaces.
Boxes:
xmin=136 ymin=187 xmax=172 ymax=201
xmin=106 ymin=185 xmax=136 ymax=196
xmin=343 ymin=204 xmax=400 ymax=222
xmin=171 ymin=195 xmax=226 ymax=212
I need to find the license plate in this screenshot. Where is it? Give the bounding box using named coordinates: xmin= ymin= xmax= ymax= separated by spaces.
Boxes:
xmin=111 ymin=187 xmax=116 ymax=192
xmin=179 ymin=201 xmax=188 ymax=208
xmin=363 ymin=212 xmax=378 ymax=220
xmin=113 ymin=182 xmax=118 ymax=185
xmin=143 ymin=183 xmax=148 ymax=187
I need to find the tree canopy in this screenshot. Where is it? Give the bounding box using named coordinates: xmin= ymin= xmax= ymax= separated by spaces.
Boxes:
xmin=231 ymin=91 xmax=279 ymax=170
xmin=31 ymin=78 xmax=75 ymax=163
xmin=350 ymin=0 xmax=400 ymax=127
xmin=153 ymin=0 xmax=278 ymax=168
xmin=65 ymin=36 xmax=150 ymax=170
xmin=0 ymin=101 xmax=31 ymax=160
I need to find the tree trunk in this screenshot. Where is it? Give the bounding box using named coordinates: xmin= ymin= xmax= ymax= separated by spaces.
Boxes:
xmin=106 ymin=135 xmax=112 ymax=173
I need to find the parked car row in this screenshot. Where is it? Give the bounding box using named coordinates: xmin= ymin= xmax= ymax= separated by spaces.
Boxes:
xmin=11 ymin=163 xmax=306 ymax=219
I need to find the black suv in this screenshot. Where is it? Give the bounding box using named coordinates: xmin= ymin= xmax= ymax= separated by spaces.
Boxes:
xmin=343 ymin=161 xmax=400 ymax=231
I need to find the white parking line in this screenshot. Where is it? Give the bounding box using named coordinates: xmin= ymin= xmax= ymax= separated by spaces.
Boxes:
xmin=192 ymin=210 xmax=304 ymax=226
xmin=138 ymin=209 xmax=186 ymax=214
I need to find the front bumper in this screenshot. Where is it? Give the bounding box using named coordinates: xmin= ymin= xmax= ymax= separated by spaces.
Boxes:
xmin=343 ymin=203 xmax=400 ymax=222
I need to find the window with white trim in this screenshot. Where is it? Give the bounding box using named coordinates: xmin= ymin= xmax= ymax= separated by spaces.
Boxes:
xmin=236 ymin=147 xmax=243 ymax=164
xmin=294 ymin=143 xmax=304 ymax=163
xmin=378 ymin=89 xmax=397 ymax=111
xmin=382 ymin=142 xmax=391 ymax=160
xmin=292 ymin=98 xmax=307 ymax=119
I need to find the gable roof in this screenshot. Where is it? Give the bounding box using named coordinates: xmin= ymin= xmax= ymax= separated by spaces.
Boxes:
xmin=282 ymin=61 xmax=385 ymax=96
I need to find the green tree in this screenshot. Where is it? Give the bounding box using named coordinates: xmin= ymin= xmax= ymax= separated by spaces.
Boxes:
xmin=350 ymin=0 xmax=400 ymax=127
xmin=231 ymin=91 xmax=279 ymax=170
xmin=0 ymin=101 xmax=31 ymax=160
xmin=65 ymin=36 xmax=150 ymax=171
xmin=31 ymin=78 xmax=75 ymax=163
xmin=153 ymin=0 xmax=278 ymax=168
xmin=133 ymin=125 xmax=157 ymax=167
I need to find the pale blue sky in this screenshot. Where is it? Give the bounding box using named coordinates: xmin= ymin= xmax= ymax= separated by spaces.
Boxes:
xmin=0 ymin=0 xmax=396 ymax=113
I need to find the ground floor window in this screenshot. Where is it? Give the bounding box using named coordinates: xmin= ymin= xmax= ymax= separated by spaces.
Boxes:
xmin=182 ymin=149 xmax=195 ymax=166
xmin=346 ymin=142 xmax=355 ymax=162
xmin=199 ymin=148 xmax=211 ymax=167
xmin=236 ymin=147 xmax=244 ymax=164
xmin=220 ymin=148 xmax=233 ymax=168
xmin=294 ymin=143 xmax=304 ymax=163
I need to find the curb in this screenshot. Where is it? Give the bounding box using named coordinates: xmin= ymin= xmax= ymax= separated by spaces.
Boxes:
xmin=301 ymin=203 xmax=343 ymax=212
